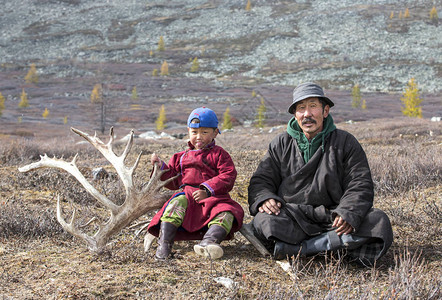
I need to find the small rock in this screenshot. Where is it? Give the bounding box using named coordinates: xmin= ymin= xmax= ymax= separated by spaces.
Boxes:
xmin=92 ymin=167 xmax=109 ymax=180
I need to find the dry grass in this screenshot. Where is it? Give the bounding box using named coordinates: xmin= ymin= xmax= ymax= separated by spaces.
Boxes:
xmin=0 ymin=117 xmax=441 ymax=299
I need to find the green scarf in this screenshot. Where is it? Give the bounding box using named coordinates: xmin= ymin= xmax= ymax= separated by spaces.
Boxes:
xmin=286 ymin=115 xmax=336 ymax=163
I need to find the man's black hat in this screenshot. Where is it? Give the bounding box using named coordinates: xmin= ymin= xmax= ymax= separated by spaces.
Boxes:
xmin=288 ymin=82 xmax=334 ymax=114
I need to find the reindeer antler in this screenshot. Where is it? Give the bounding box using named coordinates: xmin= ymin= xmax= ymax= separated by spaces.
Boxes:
xmin=19 ymin=127 xmax=177 ymax=253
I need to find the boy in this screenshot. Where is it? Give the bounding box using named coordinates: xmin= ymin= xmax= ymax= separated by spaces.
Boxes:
xmin=147 ymin=107 xmax=244 ymax=261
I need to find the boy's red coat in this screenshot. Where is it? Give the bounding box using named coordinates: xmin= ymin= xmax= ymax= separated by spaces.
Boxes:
xmin=147 ymin=141 xmax=244 ymax=240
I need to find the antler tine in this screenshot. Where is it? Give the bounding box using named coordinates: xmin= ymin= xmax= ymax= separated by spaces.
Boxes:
xmin=57 ymin=196 xmax=97 ymax=251
xmin=121 ymin=129 xmax=135 ymax=161
xmin=71 ymin=127 xmax=103 ymax=145
xmin=72 ymin=126 xmax=133 ymax=193
xmin=142 ymin=163 xmax=179 ymax=194
xmin=129 ymin=151 xmax=142 ymax=176
xmin=107 ymin=127 xmax=115 ymax=146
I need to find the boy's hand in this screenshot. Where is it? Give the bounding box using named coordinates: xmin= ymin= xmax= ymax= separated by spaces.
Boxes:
xmin=151 ymin=153 xmax=161 ymax=166
xmin=192 ymin=189 xmax=208 ymax=202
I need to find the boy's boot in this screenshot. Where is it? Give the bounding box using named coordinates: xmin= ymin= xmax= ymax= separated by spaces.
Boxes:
xmin=194 ymin=225 xmax=227 ymax=259
xmin=273 ymin=231 xmax=369 ymax=260
xmin=155 ymin=222 xmax=178 ymax=260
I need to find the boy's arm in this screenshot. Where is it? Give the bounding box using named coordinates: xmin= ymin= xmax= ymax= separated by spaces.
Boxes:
xmin=151 ymin=152 xmax=182 ymax=190
xmin=199 ymin=149 xmax=236 ymax=196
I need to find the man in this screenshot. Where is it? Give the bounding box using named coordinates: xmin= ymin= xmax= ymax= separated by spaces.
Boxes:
xmin=248 ymin=82 xmax=393 ymax=266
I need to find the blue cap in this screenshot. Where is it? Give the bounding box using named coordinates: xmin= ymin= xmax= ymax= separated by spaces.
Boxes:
xmin=187 ymin=107 xmax=219 ymax=130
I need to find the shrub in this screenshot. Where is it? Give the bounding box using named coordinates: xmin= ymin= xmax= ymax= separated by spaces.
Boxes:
xmin=18 ymin=89 xmax=29 ymax=108
xmin=63 ymin=116 xmax=68 ymax=124
xmin=0 ymin=201 xmax=66 ymax=238
xmin=24 ymin=63 xmax=39 ymax=84
xmin=403 ymin=8 xmax=410 ymax=18
xmin=152 ymin=68 xmax=158 ymax=76
xmin=400 ymin=78 xmax=422 ymax=118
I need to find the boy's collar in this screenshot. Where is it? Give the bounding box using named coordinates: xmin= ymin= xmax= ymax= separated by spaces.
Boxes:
xmin=188 ymin=140 xmax=216 ymax=150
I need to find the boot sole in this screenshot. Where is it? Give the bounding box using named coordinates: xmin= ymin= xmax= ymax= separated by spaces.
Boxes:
xmin=194 ymin=244 xmax=223 ymax=260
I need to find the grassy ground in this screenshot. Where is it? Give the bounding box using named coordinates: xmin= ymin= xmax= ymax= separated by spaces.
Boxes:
xmin=0 ymin=117 xmax=440 ymax=299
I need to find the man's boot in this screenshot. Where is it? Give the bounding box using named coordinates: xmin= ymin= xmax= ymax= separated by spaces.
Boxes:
xmin=273 ymin=231 xmax=370 ymax=260
xmin=155 ymin=222 xmax=178 ymax=260
xmin=194 ymin=225 xmax=227 ymax=259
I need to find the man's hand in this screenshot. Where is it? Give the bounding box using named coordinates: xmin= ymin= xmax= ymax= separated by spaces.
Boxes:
xmin=332 ymin=215 xmax=353 ymax=235
xmin=193 ymin=189 xmax=208 ymax=202
xmin=259 ymin=199 xmax=281 ymax=215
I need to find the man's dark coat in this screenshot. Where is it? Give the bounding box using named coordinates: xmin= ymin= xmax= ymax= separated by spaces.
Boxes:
xmin=248 ymin=129 xmax=393 ymax=259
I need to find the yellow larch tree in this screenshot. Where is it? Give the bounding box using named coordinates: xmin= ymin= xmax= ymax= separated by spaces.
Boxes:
xmin=190 ymin=57 xmax=199 ymax=73
xmin=25 ymin=63 xmax=39 ymax=84
xmin=0 ymin=92 xmax=5 ymax=116
xmin=160 ymin=61 xmax=169 ymax=76
xmin=351 ymin=84 xmax=362 ymax=108
xmin=361 ymin=99 xmax=367 ymax=110
xmin=246 ymin=0 xmax=251 ymax=11
xmin=430 ymin=6 xmax=438 ymax=22
xmin=222 ymin=107 xmax=233 ymax=130
xmin=19 ymin=89 xmax=29 ymax=108
xmin=90 ymin=84 xmax=102 ymax=103
xmin=155 ymin=104 xmax=167 ymax=130
xmin=131 ymin=86 xmax=138 ymax=100
xmin=401 ymin=78 xmax=423 ymax=118
xmin=42 ymin=108 xmax=49 ymax=119
xmin=256 ymin=97 xmax=266 ymax=128
xmin=158 ymin=36 xmax=165 ymax=51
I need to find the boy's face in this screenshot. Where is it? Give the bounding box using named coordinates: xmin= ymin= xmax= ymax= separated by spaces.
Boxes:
xmin=188 ymin=127 xmax=218 ymax=149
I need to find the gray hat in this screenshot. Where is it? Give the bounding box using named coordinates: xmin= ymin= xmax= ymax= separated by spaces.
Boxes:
xmin=288 ymin=82 xmax=334 ymax=114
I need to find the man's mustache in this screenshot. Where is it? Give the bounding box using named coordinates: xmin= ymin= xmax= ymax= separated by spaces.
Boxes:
xmin=302 ymin=118 xmax=316 ymax=125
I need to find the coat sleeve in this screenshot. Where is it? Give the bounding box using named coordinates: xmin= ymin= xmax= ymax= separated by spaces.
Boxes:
xmin=159 ymin=152 xmax=183 ymax=190
xmin=331 ymin=134 xmax=374 ymax=231
xmin=200 ymin=148 xmax=237 ymax=196
xmin=248 ymin=135 xmax=285 ymax=216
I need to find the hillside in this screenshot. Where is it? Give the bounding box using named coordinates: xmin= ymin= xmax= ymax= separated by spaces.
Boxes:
xmin=0 ymin=0 xmax=441 ymax=140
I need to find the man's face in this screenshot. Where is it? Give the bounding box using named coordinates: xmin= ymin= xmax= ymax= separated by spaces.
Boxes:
xmin=294 ymin=97 xmax=330 ymax=140
xmin=188 ymin=127 xmax=218 ymax=149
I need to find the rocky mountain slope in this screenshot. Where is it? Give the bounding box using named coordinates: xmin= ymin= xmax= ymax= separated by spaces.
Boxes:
xmin=2 ymin=0 xmax=440 ymax=92
xmin=0 ymin=0 xmax=440 ymax=138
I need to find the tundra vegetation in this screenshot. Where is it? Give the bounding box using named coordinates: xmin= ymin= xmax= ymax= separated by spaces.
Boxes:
xmin=0 ymin=117 xmax=440 ymax=299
